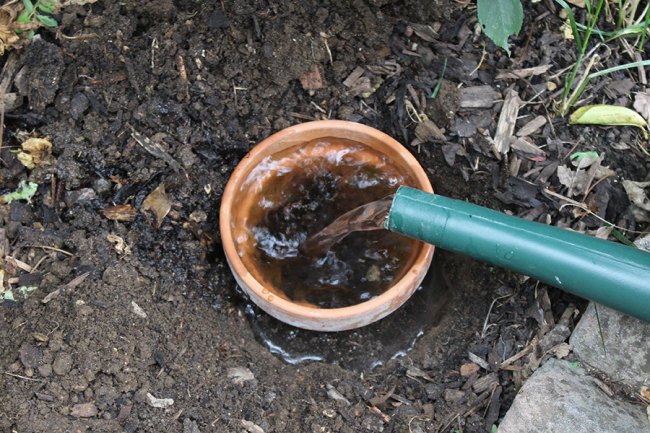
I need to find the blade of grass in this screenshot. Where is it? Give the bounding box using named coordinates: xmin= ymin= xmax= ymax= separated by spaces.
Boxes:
xmin=639 ymin=3 xmax=650 ymax=50
xmin=430 ymin=57 xmax=447 ymax=100
xmin=589 ymin=58 xmax=650 ymax=78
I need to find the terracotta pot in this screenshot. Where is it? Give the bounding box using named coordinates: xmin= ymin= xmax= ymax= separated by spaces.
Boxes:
xmin=220 ymin=120 xmax=434 ymax=331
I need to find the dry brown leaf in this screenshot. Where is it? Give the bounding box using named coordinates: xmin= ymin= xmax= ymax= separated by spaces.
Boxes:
xmin=102 ymin=204 xmax=137 ymax=222
xmin=622 ymin=180 xmax=650 ymax=211
xmin=106 ymin=234 xmax=131 ymax=255
xmin=299 ymin=64 xmax=323 ymax=90
xmin=640 ymin=386 xmax=650 ymax=400
xmin=17 ymin=137 xmax=52 ymax=169
xmin=633 ymin=92 xmax=650 ymax=122
xmin=141 ymin=184 xmax=171 ymax=229
xmin=0 ymin=3 xmax=22 ymax=56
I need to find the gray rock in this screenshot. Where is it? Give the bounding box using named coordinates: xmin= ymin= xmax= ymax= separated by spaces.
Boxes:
xmin=570 ymin=303 xmax=650 ymax=389
xmin=52 ymin=352 xmax=73 ymax=375
xmin=183 ymin=418 xmax=201 ymax=433
xmin=498 ymin=359 xmax=649 ymax=433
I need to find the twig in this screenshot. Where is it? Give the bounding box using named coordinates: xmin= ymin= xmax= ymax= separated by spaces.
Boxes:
xmin=4 ymin=372 xmax=43 ymax=382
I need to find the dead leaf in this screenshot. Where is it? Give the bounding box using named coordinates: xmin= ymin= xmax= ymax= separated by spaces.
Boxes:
xmin=633 ymin=92 xmax=650 ymax=122
xmin=299 ymin=64 xmax=323 ymax=90
xmin=412 ymin=118 xmax=445 ymax=144
xmin=17 ymin=138 xmax=52 ymax=169
xmin=0 ymin=3 xmax=22 ymax=56
xmin=622 ymin=180 xmax=650 ymax=211
xmin=141 ymin=184 xmax=171 ymax=229
xmin=102 ymin=204 xmax=137 ymax=222
xmin=635 ymin=234 xmax=650 ymax=252
xmin=241 ymin=420 xmax=265 ymax=433
xmin=549 ymin=342 xmax=571 ymax=359
xmin=640 ymin=386 xmax=650 ymax=400
xmin=107 ymin=234 xmax=131 ymax=255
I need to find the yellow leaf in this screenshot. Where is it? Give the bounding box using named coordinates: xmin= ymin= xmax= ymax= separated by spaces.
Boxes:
xmin=17 ymin=137 xmax=52 ymax=169
xmin=569 ymin=105 xmax=648 ymax=138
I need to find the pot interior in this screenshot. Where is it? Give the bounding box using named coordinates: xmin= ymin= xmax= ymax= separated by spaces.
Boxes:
xmin=229 ymin=131 xmax=428 ymax=309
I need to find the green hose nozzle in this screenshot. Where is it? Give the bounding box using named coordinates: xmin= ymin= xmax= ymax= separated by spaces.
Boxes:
xmin=386 ymin=186 xmax=650 ymax=322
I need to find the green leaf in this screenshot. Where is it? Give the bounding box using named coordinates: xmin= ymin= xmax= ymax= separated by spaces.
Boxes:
xmin=22 ymin=0 xmax=35 ymax=13
xmin=491 ymin=425 xmax=498 ymax=433
xmin=35 ymin=14 xmax=58 ymax=27
xmin=36 ymin=0 xmax=56 ymax=13
xmin=569 ymin=360 xmax=581 ymax=368
xmin=569 ymin=104 xmax=648 ymax=138
xmin=477 ymin=0 xmax=523 ymax=56
xmin=570 ymin=151 xmax=599 ymax=162
xmin=18 ymin=286 xmax=38 ymax=298
xmin=0 ymin=180 xmax=38 ymax=204
xmin=2 ymin=290 xmax=15 ymax=301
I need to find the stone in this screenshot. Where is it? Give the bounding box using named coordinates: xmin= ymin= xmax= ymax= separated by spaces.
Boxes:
xmin=183 ymin=418 xmax=201 ymax=433
xmin=19 ymin=343 xmax=42 ymax=369
xmin=498 ymin=359 xmax=649 ymax=433
xmin=570 ymin=303 xmax=650 ymax=389
xmin=70 ymin=402 xmax=98 ymax=418
xmin=52 ymin=352 xmax=73 ymax=375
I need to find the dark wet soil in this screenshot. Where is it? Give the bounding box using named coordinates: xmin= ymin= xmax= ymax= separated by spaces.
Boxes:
xmin=1 ymin=1 xmax=647 ymax=432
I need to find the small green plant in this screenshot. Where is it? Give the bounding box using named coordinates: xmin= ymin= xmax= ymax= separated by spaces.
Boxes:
xmin=556 ymin=0 xmax=650 ymax=115
xmin=477 ymin=0 xmax=523 ymax=55
xmin=16 ymin=0 xmax=58 ymax=38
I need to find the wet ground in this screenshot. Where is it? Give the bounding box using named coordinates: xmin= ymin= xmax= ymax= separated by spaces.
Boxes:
xmin=1 ymin=1 xmax=648 ymax=432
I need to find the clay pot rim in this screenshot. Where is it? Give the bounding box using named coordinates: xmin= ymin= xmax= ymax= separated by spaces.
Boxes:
xmin=220 ymin=120 xmax=434 ymax=330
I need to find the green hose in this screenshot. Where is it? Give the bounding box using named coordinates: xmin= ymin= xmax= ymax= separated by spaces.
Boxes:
xmin=386 ymin=186 xmax=650 ymax=322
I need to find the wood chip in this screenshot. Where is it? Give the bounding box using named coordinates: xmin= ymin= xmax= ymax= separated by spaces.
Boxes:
xmin=129 ymin=125 xmax=182 ymax=172
xmin=406 ymin=366 xmax=434 ymax=382
xmin=460 ymin=363 xmax=480 ymax=377
xmin=343 ymin=66 xmax=365 ymax=87
xmin=299 ymin=64 xmax=323 ymax=90
xmin=510 ymin=137 xmax=545 ymax=157
xmin=496 ymin=65 xmax=551 ymax=80
xmin=516 ymin=115 xmax=547 ymax=137
xmin=492 ymin=88 xmax=521 ymax=155
xmin=473 ymin=373 xmax=499 ymax=394
xmin=468 ymin=352 xmax=490 ymax=370
xmin=42 ymin=272 xmax=91 ymax=304
xmin=444 ymin=389 xmax=465 ymax=403
xmin=326 ymin=384 xmax=351 ymax=406
xmin=459 ymin=86 xmax=500 ymax=108
xmin=102 ymin=204 xmax=137 ymax=222
xmin=409 ymin=23 xmax=438 ymax=42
